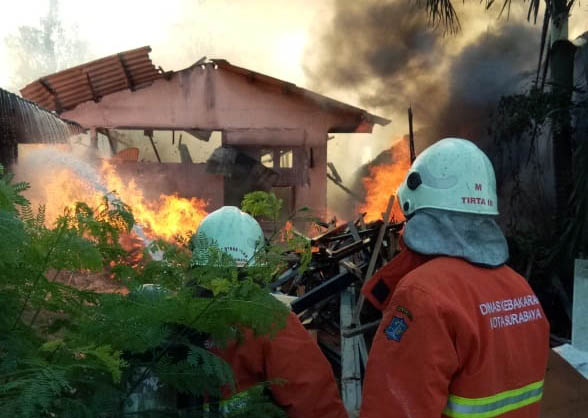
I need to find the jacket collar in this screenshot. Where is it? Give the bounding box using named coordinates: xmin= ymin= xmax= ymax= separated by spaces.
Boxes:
xmin=361 ymin=243 xmax=432 ymax=311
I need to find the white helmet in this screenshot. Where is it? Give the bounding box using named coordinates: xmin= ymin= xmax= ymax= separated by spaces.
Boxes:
xmin=191 ymin=206 xmax=265 ymax=267
xmin=397 ymin=138 xmax=498 ymax=217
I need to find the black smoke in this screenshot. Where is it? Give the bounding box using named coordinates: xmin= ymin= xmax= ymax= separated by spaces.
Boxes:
xmin=307 ymin=0 xmax=541 ymax=147
xmin=310 ymin=0 xmax=544 ymax=222
xmin=306 ymin=0 xmax=446 ymax=122
xmin=432 ymin=23 xmax=540 ymax=144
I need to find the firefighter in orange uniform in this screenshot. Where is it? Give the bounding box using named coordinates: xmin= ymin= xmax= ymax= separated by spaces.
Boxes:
xmin=360 ymin=138 xmax=549 ymax=418
xmin=212 ymin=311 xmax=347 ymax=418
xmin=192 ymin=206 xmax=348 ymax=418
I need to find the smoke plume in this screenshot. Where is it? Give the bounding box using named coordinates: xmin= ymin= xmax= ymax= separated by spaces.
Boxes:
xmin=308 ymin=0 xmax=543 ymax=219
xmin=432 ymin=23 xmax=540 ymax=144
xmin=307 ymin=0 xmax=541 ymax=149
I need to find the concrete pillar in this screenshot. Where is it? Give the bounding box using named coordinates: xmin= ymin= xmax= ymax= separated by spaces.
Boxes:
xmin=299 ymin=143 xmax=327 ymax=219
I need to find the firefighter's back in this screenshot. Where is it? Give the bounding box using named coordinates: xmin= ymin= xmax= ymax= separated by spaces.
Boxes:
xmin=409 ymin=256 xmax=550 ymax=418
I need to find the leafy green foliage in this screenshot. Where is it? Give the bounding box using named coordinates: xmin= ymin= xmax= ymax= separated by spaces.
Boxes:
xmin=489 ymin=85 xmax=585 ymax=338
xmin=488 ymin=88 xmax=560 ymax=266
xmin=223 ymin=383 xmax=286 ymax=418
xmin=489 ymin=88 xmax=557 ymax=148
xmin=242 ymin=191 xmax=320 ymax=283
xmin=241 ymin=191 xmax=282 ymax=222
xmin=551 ymin=135 xmax=588 ymax=266
xmin=155 ymin=345 xmax=235 ymax=397
xmin=0 ymin=173 xmax=289 ymax=417
xmin=241 ymin=191 xmax=314 ymax=275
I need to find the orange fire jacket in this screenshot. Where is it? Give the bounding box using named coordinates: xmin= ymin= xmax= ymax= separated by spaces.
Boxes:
xmin=360 ymin=248 xmax=550 ymax=418
xmin=213 ymin=311 xmax=348 ymax=418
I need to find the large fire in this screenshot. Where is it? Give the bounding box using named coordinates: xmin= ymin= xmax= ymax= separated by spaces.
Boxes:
xmin=359 ymin=137 xmax=411 ymax=223
xmin=38 ymin=157 xmax=208 ymax=243
xmin=100 ymin=161 xmax=208 ymax=242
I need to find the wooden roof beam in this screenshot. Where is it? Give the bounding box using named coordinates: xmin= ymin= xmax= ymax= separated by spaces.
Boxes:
xmin=39 ymin=78 xmax=63 ymax=113
xmin=118 ymin=53 xmax=135 ymax=91
xmin=85 ymin=72 xmax=100 ymax=103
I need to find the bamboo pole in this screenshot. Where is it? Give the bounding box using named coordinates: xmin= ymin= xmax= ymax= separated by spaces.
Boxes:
xmin=352 ymin=195 xmax=395 ymax=324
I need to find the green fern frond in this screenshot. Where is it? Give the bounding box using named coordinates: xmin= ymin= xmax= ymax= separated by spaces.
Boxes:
xmin=78 ymin=345 xmax=127 ymax=383
xmin=19 ymin=204 xmax=34 ymax=223
xmin=187 ymin=346 xmax=234 ymax=390
xmin=223 ymin=383 xmax=287 ymax=418
xmin=35 ymin=204 xmax=46 ymax=227
xmin=0 ymin=366 xmax=71 ymax=418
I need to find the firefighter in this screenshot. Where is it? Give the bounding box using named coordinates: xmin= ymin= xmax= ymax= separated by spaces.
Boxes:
xmin=191 ymin=206 xmax=348 ymax=418
xmin=360 ymin=138 xmax=549 ymax=418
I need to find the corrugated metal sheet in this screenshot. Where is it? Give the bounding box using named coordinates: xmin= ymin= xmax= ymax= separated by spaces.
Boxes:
xmin=1 ymin=86 xmax=85 ymax=167
xmin=20 ymin=46 xmax=163 ymax=113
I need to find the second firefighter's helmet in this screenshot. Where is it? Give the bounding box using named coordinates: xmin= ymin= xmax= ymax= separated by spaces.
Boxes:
xmin=191 ymin=206 xmax=264 ymax=267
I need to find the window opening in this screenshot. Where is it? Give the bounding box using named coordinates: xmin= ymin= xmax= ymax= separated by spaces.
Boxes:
xmin=279 ymin=150 xmax=293 ymax=168
xmin=260 ymin=150 xmax=274 ymax=168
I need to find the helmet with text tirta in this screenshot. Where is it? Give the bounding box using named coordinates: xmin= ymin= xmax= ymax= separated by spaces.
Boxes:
xmin=396 ymin=138 xmax=499 ymax=217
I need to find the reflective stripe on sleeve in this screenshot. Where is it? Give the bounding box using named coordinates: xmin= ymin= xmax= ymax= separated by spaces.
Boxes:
xmin=443 ymin=380 xmax=544 ymax=418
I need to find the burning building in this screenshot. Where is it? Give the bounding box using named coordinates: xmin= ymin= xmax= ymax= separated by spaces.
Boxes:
xmin=19 ymin=46 xmax=390 ymax=224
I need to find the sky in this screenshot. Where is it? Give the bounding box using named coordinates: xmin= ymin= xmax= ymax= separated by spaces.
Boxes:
xmin=0 ymin=0 xmax=328 ymax=90
xmin=1 ymin=0 xmax=586 ymax=97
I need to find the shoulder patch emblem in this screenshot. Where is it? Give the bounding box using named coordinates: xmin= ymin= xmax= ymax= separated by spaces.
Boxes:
xmin=396 ymin=305 xmax=413 ymax=321
xmin=385 ymin=316 xmax=408 ymax=342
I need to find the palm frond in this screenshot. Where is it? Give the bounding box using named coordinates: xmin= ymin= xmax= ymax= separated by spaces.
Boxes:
xmin=416 ymin=0 xmax=461 ymax=34
xmin=535 ymin=5 xmax=552 ymax=86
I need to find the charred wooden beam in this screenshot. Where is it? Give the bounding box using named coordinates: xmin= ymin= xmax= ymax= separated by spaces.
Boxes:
xmin=327 ymin=162 xmax=342 ymax=183
xmin=353 ymin=195 xmax=395 ymax=324
xmin=85 ymin=72 xmax=100 ymax=103
xmin=270 ymin=265 xmax=301 ymax=290
xmin=291 ymin=271 xmax=356 ymax=314
xmin=312 ymin=223 xmax=402 ymax=245
xmin=144 ymin=129 xmax=161 ymax=162
xmin=342 ymin=319 xmax=381 ymax=338
xmin=327 ymin=173 xmax=364 ymax=202
xmin=325 ymin=238 xmax=371 ymax=261
xmin=408 ymin=106 xmax=416 ymax=164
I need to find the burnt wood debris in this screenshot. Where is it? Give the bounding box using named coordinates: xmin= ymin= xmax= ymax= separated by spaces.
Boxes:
xmin=271 ymin=204 xmax=403 ymax=373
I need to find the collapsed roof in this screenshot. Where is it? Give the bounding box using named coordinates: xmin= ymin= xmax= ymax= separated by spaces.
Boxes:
xmin=20 ymin=46 xmax=390 ymax=134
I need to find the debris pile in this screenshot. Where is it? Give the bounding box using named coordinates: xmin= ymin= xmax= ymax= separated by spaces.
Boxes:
xmin=272 ymin=198 xmax=403 ymax=377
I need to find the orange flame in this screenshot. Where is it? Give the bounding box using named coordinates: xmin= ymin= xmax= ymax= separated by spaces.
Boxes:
xmin=40 ymin=159 xmax=208 ymax=243
xmin=100 ymin=161 xmax=208 ymax=242
xmin=284 ymin=221 xmax=293 ymax=232
xmin=280 ymin=220 xmax=294 ymax=242
xmin=359 ymin=137 xmax=411 ymax=223
xmin=43 ymin=167 xmax=106 ymax=222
